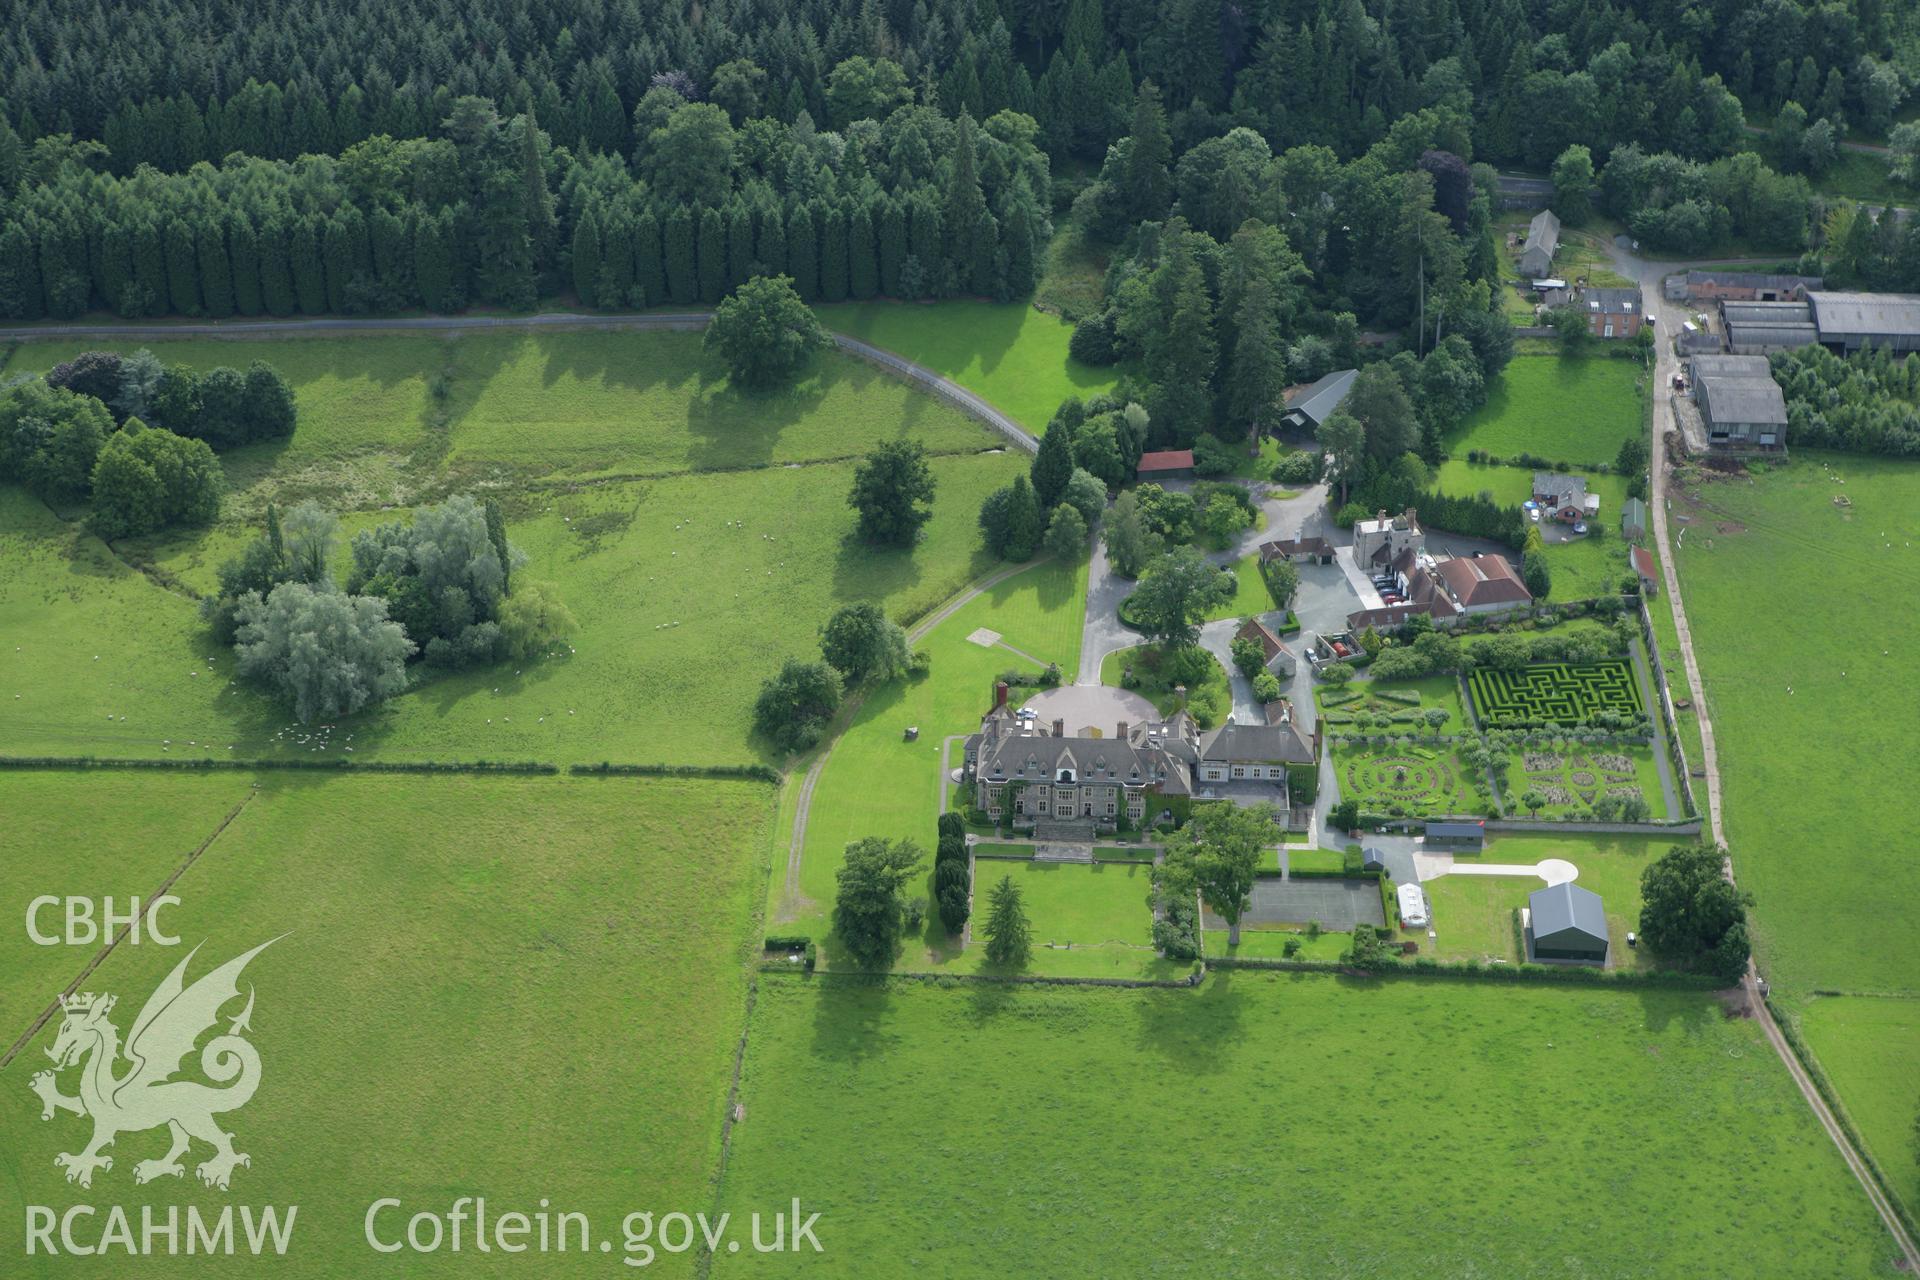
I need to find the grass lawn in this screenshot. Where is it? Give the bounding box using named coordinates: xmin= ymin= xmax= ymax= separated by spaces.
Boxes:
xmin=1796 ymin=994 xmax=1920 ymax=1217
xmin=1331 ymin=740 xmax=1486 ymax=818
xmin=1673 ymin=452 xmax=1920 ymax=1208
xmin=1445 ymin=354 xmax=1648 ymax=468
xmin=0 ymin=327 xmax=1031 ymax=766
xmin=814 ymin=301 xmax=1120 ymax=432
xmin=1099 ymin=643 xmax=1231 ymax=726
xmin=0 ymin=769 xmax=258 ymax=1036
xmin=960 ymin=854 xmax=1170 ymax=978
xmin=0 ymin=772 xmax=775 ymax=1280
xmin=714 ymin=974 xmax=1895 ymax=1277
xmin=1205 ymin=927 xmax=1350 ymax=960
xmin=771 ymin=558 xmax=1086 ymax=954
xmin=1416 ymin=834 xmax=1671 ymax=967
xmin=1200 ymin=552 xmax=1280 ymax=621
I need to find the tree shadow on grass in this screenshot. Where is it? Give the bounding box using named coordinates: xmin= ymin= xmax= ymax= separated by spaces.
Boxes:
xmin=805 ymin=968 xmax=899 ymax=1066
xmin=1130 ymin=967 xmax=1248 ymax=1074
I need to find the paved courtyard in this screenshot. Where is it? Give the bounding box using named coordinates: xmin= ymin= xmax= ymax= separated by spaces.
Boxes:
xmin=1020 ymin=684 xmax=1159 ymax=736
xmin=1203 ymin=877 xmax=1387 ymax=932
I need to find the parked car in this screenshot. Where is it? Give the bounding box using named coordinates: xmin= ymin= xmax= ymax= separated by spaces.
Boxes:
xmin=1573 ymin=522 xmax=1588 ymax=535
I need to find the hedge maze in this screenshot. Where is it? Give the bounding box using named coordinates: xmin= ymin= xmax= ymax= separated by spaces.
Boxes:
xmin=1468 ymin=660 xmax=1643 ymax=726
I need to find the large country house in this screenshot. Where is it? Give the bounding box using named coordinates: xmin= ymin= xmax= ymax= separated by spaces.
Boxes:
xmin=964 ymin=684 xmax=1314 ymax=831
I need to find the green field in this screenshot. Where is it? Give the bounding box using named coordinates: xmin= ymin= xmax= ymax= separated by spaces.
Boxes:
xmin=0 ymin=770 xmax=258 ymax=1035
xmin=1673 ymin=452 xmax=1920 ymax=1216
xmin=0 ymin=332 xmax=1028 ymax=766
xmin=814 ymin=301 xmax=1120 ymax=431
xmin=0 ymin=772 xmax=775 ymax=1278
xmin=1797 ymin=995 xmax=1920 ymax=1214
xmin=1446 ymin=354 xmax=1647 ymax=467
xmin=1199 ymin=552 xmax=1281 ymax=621
xmin=770 ymin=557 xmax=1086 ymax=958
xmin=714 ymin=974 xmax=1896 ymax=1277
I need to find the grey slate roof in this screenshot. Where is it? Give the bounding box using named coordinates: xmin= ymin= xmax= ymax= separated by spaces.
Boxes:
xmin=1689 ymin=353 xmax=1773 ymax=378
xmin=1726 ymin=321 xmax=1819 ymax=350
xmin=1583 ymin=286 xmax=1640 ymax=314
xmin=1519 ymin=209 xmax=1560 ymax=275
xmin=1198 ymin=719 xmax=1315 ymax=765
xmin=1532 ymin=472 xmax=1588 ymax=504
xmin=1425 ymin=821 xmax=1484 ymax=840
xmin=1529 ymin=882 xmax=1608 ymax=945
xmin=1807 ymin=290 xmax=1920 ymax=338
xmin=1686 ymin=270 xmax=1821 ymax=291
xmin=1282 ymin=368 xmax=1358 ymax=427
xmin=1720 ymin=300 xmax=1812 ymax=324
xmin=1698 ymin=374 xmax=1788 ymax=427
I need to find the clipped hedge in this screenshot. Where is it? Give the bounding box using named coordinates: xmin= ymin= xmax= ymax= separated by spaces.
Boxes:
xmin=1211 ymin=954 xmax=1722 ymax=988
xmin=0 ymin=754 xmax=560 ymax=775
xmin=763 ymin=935 xmax=818 ymax=971
xmin=570 ymin=761 xmax=782 ymax=783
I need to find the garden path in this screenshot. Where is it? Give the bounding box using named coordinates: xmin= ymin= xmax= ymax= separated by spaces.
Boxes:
xmin=1627 ymin=637 xmax=1681 ymax=819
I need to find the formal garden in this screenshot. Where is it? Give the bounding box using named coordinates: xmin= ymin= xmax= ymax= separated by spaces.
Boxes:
xmin=1499 ymin=745 xmax=1669 ymax=820
xmin=1335 ymin=742 xmax=1486 ymax=818
xmin=1316 ymin=674 xmax=1467 ymax=731
xmin=1468 ymin=658 xmax=1645 ymax=726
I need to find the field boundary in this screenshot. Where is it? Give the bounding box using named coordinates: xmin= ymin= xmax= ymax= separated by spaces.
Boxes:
xmin=0 ymin=756 xmax=784 ymax=781
xmin=1 ymin=784 xmax=259 ymax=1070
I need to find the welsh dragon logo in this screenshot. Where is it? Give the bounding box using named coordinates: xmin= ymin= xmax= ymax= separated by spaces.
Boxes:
xmin=29 ymin=938 xmax=279 ymax=1191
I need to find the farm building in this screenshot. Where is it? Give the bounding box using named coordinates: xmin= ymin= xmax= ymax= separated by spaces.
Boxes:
xmin=1528 ymin=882 xmax=1610 ymax=963
xmin=1721 ymin=299 xmax=1818 ymax=354
xmin=1277 ymin=368 xmax=1358 ymax=434
xmin=1682 ymin=270 xmax=1821 ymax=302
xmin=1518 ymin=209 xmax=1561 ymax=278
xmin=1424 ymin=820 xmax=1485 ymax=851
xmin=1803 ymin=291 xmax=1920 ymax=354
xmin=1630 ymin=545 xmax=1659 ymax=596
xmin=1135 ymin=449 xmax=1195 ymax=480
xmin=1695 ymin=369 xmax=1787 ymax=454
xmin=1619 ymin=497 xmax=1648 ymax=542
xmin=1579 ymin=286 xmax=1645 ymax=339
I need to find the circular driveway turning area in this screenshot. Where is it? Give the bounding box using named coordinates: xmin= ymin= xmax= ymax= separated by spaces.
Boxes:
xmin=1019 ymin=685 xmax=1160 ymax=735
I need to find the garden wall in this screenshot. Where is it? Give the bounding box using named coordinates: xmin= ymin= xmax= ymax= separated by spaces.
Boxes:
xmin=1486 ymin=817 xmax=1702 ymax=836
xmin=1634 ymin=595 xmax=1700 ymax=818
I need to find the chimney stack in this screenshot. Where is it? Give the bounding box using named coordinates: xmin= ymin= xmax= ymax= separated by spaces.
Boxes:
xmin=1117 ymin=721 xmax=1128 ymax=741
xmin=1052 ymin=718 xmax=1064 ymax=738
xmin=994 ymin=681 xmax=1009 ymax=710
